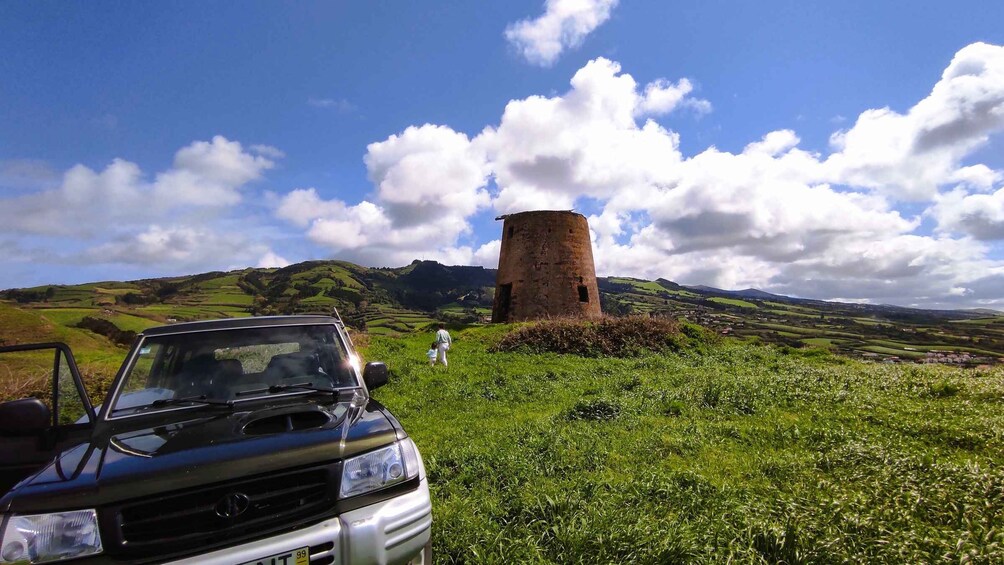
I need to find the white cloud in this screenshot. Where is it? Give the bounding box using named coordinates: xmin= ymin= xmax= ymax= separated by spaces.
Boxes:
xmin=0 ymin=136 xmax=275 ymax=237
xmin=12 ymin=42 xmax=988 ymax=307
xmin=277 ymin=60 xmax=710 ymax=267
xmin=638 ymin=78 xmax=711 ymax=116
xmin=276 ymin=125 xmax=491 ymax=265
xmin=274 ymin=43 xmax=1004 ymax=308
xmin=364 ymin=125 xmax=491 ymax=226
xmin=478 ymin=58 xmax=690 ymax=213
xmin=251 ymin=144 xmax=286 ymax=159
xmin=504 ymin=0 xmax=618 ymax=67
xmin=932 ymin=184 xmax=1004 ymax=240
xmin=308 ymin=97 xmax=356 ymax=113
xmin=472 ymin=240 xmax=502 ymax=268
xmin=824 ymin=42 xmax=1004 ymax=200
xmin=276 ymin=188 xmax=351 ymax=228
xmin=170 ymin=135 xmax=274 ymax=188
xmin=257 ymin=251 xmax=291 ymax=269
xmin=0 ymin=137 xmax=286 ymax=281
xmin=85 ymin=225 xmax=275 ymax=269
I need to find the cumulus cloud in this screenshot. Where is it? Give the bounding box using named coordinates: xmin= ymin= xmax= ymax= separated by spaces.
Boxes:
xmin=170 ymin=135 xmax=275 ymax=188
xmin=85 ymin=225 xmax=283 ymax=272
xmin=276 ymin=125 xmax=491 ymax=265
xmin=0 ymin=137 xmax=286 ymax=283
xmin=275 ymin=61 xmax=708 ymax=266
xmin=257 ymin=251 xmax=291 ymax=269
xmin=505 ymin=0 xmax=618 ymax=66
xmin=931 ymin=184 xmax=1004 ymax=240
xmin=825 ymin=42 xmax=1004 ymax=200
xmin=364 ymin=125 xmax=491 ymax=227
xmin=0 ymin=136 xmax=275 ymax=237
xmin=275 ymin=42 xmax=1004 ymax=308
xmin=480 ymin=58 xmax=693 ymax=213
xmin=638 ymin=78 xmax=712 ymax=116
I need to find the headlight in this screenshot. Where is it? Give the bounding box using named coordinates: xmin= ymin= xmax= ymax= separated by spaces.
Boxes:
xmin=1 ymin=510 xmax=102 ymax=564
xmin=340 ymin=438 xmax=421 ymax=499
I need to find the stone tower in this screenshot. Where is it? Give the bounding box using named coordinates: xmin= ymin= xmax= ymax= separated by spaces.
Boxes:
xmin=491 ymin=210 xmax=602 ymax=323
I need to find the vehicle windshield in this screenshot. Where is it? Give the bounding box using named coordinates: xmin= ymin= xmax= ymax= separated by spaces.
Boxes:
xmin=109 ymin=324 xmax=358 ymax=416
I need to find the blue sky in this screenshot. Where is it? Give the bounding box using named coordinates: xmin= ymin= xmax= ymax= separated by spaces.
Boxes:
xmin=2 ymin=1 xmax=1004 ymax=308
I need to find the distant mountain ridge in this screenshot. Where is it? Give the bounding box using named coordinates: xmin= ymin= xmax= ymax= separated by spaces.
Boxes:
xmin=2 ymin=259 xmax=1003 ymax=360
xmin=686 ymin=285 xmax=786 ymax=301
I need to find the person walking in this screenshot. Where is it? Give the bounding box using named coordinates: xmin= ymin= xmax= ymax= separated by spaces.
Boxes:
xmin=426 ymin=342 xmax=437 ymax=367
xmin=434 ymin=323 xmax=452 ymax=367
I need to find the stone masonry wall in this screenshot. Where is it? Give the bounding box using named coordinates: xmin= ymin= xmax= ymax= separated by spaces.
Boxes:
xmin=492 ymin=210 xmax=602 ymax=322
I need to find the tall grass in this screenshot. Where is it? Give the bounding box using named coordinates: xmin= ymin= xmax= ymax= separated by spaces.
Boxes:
xmin=492 ymin=316 xmax=707 ymax=357
xmin=364 ymin=325 xmax=1004 ymax=563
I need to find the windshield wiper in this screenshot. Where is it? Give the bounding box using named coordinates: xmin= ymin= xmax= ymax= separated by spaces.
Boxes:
xmin=149 ymin=395 xmax=235 ymax=409
xmin=235 ymin=382 xmax=347 ymax=397
xmin=112 ymin=394 xmax=235 ymax=415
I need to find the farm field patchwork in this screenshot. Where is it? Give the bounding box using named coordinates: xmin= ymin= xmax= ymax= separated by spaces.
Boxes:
xmin=6 ymin=261 xmax=1004 ymax=366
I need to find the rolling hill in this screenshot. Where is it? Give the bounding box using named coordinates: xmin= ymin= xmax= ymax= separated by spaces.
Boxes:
xmin=2 ymin=259 xmax=1003 ymax=363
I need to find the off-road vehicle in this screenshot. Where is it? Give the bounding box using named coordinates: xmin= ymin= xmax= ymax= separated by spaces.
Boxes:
xmin=0 ymin=315 xmax=431 ymax=564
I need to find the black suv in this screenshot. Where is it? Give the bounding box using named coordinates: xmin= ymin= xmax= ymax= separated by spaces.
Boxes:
xmin=0 ymin=315 xmax=431 ymax=564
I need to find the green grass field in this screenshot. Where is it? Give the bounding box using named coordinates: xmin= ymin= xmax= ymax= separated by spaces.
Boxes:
xmin=3 ymin=301 xmax=1003 ymax=562
xmin=608 ymin=278 xmax=669 ymax=295
xmin=801 ymin=337 xmax=837 ymax=348
xmin=857 ymin=345 xmax=928 ymax=359
xmin=868 ymin=339 xmax=1001 ymax=357
xmin=36 ymin=308 xmax=161 ymax=333
xmin=362 ymin=327 xmax=1004 ymax=563
xmin=708 ymin=297 xmax=758 ymax=309
xmin=949 ymin=317 xmax=1003 ymax=325
xmin=768 ymin=308 xmax=824 ymax=319
xmin=753 ymin=322 xmax=815 ymax=335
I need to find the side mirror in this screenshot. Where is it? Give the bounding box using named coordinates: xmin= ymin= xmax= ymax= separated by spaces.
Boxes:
xmin=0 ymin=398 xmax=51 ymax=436
xmin=362 ymin=362 xmax=388 ymax=391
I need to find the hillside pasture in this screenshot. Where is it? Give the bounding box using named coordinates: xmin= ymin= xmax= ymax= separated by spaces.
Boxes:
xmin=707 ymin=297 xmax=758 ymax=309
xmin=868 ymin=339 xmax=1002 ymax=357
xmin=857 ymin=345 xmax=928 ymax=359
xmin=363 ymin=327 xmax=1004 ymax=563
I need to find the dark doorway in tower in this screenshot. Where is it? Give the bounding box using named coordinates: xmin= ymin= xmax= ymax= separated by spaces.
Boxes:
xmin=578 ymin=285 xmax=589 ymax=303
xmin=497 ymin=283 xmax=512 ymax=322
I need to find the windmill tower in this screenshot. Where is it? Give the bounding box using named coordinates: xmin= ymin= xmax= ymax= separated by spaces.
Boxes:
xmin=491 ymin=210 xmax=602 ymax=323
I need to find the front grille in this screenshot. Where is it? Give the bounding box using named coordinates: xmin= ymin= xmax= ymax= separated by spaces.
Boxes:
xmin=107 ymin=463 xmax=337 ymax=559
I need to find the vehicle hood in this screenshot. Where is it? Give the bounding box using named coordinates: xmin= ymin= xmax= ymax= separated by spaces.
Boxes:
xmin=3 ymin=398 xmax=400 ymax=513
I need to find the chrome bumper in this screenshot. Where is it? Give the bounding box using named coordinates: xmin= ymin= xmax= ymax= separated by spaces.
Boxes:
xmin=164 ymin=479 xmax=432 ymax=565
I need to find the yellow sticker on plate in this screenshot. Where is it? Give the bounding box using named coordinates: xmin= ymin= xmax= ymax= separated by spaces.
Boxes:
xmin=238 ymin=546 xmax=309 ymax=565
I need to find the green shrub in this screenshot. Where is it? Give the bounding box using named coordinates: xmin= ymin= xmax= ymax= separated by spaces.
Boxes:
xmin=928 ymin=379 xmax=961 ymax=398
xmin=492 ymin=316 xmax=691 ymax=357
xmin=566 ymin=398 xmax=621 ymax=421
xmin=661 ymin=399 xmax=685 ymax=416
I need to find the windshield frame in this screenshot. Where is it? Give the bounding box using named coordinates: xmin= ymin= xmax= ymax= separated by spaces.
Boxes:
xmin=102 ymin=321 xmax=363 ymax=422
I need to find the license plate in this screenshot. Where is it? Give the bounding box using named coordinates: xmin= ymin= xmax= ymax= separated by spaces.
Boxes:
xmin=238 ymin=546 xmax=309 ymax=565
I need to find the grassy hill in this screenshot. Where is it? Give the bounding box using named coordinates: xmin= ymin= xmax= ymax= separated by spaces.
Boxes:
xmin=1 ymin=260 xmax=495 ymax=336
xmin=2 ymin=258 xmax=1003 ymax=366
xmin=368 ymin=324 xmax=1003 ymax=562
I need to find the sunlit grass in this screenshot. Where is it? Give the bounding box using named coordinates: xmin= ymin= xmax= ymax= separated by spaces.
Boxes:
xmin=363 ymin=326 xmax=1004 ymax=563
